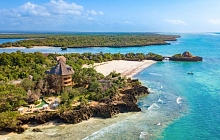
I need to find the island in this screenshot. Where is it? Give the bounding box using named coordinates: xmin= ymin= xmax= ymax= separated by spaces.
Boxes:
xmin=169 ymin=51 xmax=203 ymax=62
xmin=0 ymin=33 xmax=180 ymax=48
xmin=0 ymin=51 xmax=160 ymax=135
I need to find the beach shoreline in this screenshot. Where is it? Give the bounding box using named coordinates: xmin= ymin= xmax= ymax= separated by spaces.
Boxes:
xmin=84 ymin=60 xmax=157 ymax=78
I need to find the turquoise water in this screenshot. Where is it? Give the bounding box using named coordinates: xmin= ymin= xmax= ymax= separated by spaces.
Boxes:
xmin=1 ymin=33 xmax=220 ymax=139
xmin=82 ymin=33 xmax=220 ymax=140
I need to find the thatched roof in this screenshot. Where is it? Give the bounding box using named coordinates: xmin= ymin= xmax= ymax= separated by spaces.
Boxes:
xmin=56 ymin=56 xmax=66 ymax=63
xmin=45 ymin=58 xmax=74 ymax=76
xmin=182 ymin=51 xmax=193 ymax=57
xmin=28 ymin=93 xmax=40 ymax=103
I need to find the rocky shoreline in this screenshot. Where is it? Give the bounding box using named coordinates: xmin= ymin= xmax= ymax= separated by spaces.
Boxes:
xmin=170 ymin=57 xmax=203 ymax=62
xmin=3 ymin=84 xmax=149 ymax=134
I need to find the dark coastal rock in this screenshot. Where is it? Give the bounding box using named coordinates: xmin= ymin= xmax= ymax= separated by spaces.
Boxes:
xmin=32 ymin=128 xmax=42 ymax=132
xmin=170 ymin=51 xmax=203 ymax=62
xmin=59 ymin=107 xmax=93 ymax=124
xmin=121 ymin=86 xmax=149 ymax=97
xmin=2 ymin=127 xmax=25 ymax=134
xmin=91 ymin=105 xmax=120 ymax=118
xmin=18 ymin=112 xmax=59 ymax=125
xmin=12 ymin=85 xmax=150 ymax=133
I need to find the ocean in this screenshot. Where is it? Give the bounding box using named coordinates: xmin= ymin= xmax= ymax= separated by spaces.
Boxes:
xmin=1 ymin=33 xmax=220 ymax=140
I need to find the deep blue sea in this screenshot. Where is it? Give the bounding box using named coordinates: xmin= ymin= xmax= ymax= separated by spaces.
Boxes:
xmin=1 ymin=33 xmax=220 ymax=140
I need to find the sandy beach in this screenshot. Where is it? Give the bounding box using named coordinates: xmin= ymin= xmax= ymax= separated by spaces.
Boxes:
xmin=84 ymin=60 xmax=156 ymax=78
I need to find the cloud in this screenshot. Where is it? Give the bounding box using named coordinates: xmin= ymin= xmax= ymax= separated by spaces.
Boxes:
xmin=208 ymin=19 xmax=220 ymax=25
xmin=0 ymin=0 xmax=105 ymax=29
xmin=98 ymin=11 xmax=104 ymax=15
xmin=164 ymin=19 xmax=187 ymax=25
xmin=0 ymin=0 xmax=103 ymax=17
xmin=45 ymin=0 xmax=83 ymax=15
xmin=87 ymin=10 xmax=104 ymax=16
xmin=19 ymin=2 xmax=51 ymax=17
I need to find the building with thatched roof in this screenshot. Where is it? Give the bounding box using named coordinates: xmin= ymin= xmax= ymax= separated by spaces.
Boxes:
xmin=182 ymin=51 xmax=193 ymax=57
xmin=55 ymin=56 xmax=67 ymax=63
xmin=45 ymin=56 xmax=74 ymax=89
xmin=28 ymin=93 xmax=40 ymax=103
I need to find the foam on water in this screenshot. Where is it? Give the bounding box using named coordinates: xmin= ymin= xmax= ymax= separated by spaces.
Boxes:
xmin=148 ymin=103 xmax=159 ymax=110
xmin=157 ymin=98 xmax=164 ymax=104
xmin=139 ymin=132 xmax=151 ymax=139
xmin=176 ymin=97 xmax=182 ymax=104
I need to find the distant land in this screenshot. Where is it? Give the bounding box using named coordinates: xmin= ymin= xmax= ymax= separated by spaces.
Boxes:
xmin=0 ymin=33 xmax=180 ymax=48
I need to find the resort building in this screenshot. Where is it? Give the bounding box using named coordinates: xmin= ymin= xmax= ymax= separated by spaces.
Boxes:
xmin=45 ymin=56 xmax=74 ymax=89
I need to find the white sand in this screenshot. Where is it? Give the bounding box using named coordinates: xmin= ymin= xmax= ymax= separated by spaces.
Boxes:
xmin=84 ymin=60 xmax=156 ymax=78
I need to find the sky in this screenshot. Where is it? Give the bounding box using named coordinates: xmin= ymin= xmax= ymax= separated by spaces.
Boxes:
xmin=0 ymin=0 xmax=220 ymax=32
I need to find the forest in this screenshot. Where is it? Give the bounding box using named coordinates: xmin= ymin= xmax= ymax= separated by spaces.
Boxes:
xmin=0 ymin=33 xmax=180 ymax=48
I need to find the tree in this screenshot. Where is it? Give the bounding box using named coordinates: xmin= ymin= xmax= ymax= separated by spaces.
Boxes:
xmin=20 ymin=78 xmax=34 ymax=91
xmin=89 ymin=79 xmax=102 ymax=93
xmin=61 ymin=92 xmax=69 ymax=103
xmin=0 ymin=111 xmax=21 ymax=130
xmin=0 ymin=84 xmax=27 ymax=112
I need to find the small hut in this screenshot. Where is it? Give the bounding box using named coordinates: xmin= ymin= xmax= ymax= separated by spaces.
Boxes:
xmin=182 ymin=51 xmax=193 ymax=57
xmin=28 ymin=93 xmax=40 ymax=103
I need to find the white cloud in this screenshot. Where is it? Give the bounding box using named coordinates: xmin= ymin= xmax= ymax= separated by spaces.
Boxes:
xmin=87 ymin=10 xmax=97 ymax=15
xmin=0 ymin=0 xmax=105 ymax=28
xmin=19 ymin=2 xmax=50 ymax=17
xmin=45 ymin=0 xmax=83 ymax=15
xmin=87 ymin=10 xmax=104 ymax=15
xmin=208 ymin=19 xmax=220 ymax=25
xmin=164 ymin=19 xmax=187 ymax=25
xmin=98 ymin=11 xmax=104 ymax=15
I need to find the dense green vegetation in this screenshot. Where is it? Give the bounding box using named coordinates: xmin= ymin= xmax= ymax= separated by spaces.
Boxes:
xmin=0 ymin=51 xmax=161 ymax=108
xmin=172 ymin=53 xmax=183 ymax=58
xmin=0 ymin=51 xmax=163 ymax=82
xmin=0 ymin=33 xmax=180 ymax=48
xmin=0 ymin=84 xmax=27 ymax=112
xmin=0 ymin=111 xmax=21 ymax=131
xmin=0 ymin=51 xmax=161 ymax=131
